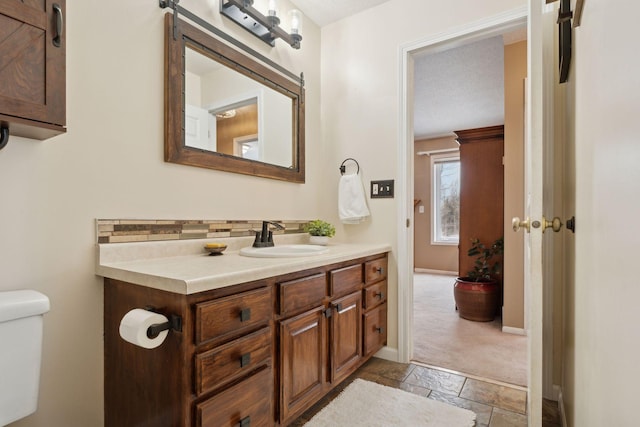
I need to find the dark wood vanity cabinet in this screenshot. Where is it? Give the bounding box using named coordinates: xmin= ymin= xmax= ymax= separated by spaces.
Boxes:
xmin=0 ymin=0 xmax=66 ymax=139
xmin=104 ymin=253 xmax=387 ymax=427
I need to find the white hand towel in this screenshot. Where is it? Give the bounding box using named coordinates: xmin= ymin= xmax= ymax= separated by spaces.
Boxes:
xmin=339 ymin=174 xmax=370 ymax=224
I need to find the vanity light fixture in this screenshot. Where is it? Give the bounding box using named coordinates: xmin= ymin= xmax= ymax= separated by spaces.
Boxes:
xmin=215 ymin=109 xmax=237 ymax=119
xmin=220 ymin=0 xmax=303 ymax=49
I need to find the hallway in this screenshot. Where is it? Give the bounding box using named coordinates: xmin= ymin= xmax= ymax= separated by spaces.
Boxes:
xmin=412 ymin=273 xmax=527 ymax=386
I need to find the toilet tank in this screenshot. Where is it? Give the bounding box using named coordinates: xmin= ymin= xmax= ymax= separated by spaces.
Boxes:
xmin=0 ymin=290 xmax=50 ymax=426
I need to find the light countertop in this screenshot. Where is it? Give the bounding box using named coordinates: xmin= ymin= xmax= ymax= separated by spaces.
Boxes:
xmin=96 ymin=236 xmax=391 ymax=295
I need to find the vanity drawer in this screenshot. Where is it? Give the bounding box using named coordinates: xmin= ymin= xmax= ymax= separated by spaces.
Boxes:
xmin=363 ymin=280 xmax=387 ymax=310
xmin=329 ymin=264 xmax=363 ymax=297
xmin=279 ymin=273 xmax=326 ymax=316
xmin=363 ymin=302 xmax=387 ymax=356
xmin=195 ymin=327 xmax=271 ymax=396
xmin=364 ymin=257 xmax=387 ymax=284
xmin=196 ymin=367 xmax=272 ymax=427
xmin=195 ymin=287 xmax=271 ymax=346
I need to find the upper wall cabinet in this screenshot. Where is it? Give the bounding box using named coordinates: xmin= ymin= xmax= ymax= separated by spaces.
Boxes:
xmin=0 ymin=0 xmax=66 ymax=142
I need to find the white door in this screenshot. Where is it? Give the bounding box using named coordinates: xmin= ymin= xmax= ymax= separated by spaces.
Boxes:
xmin=519 ymin=1 xmax=558 ymax=424
xmin=185 ymin=104 xmax=216 ymax=151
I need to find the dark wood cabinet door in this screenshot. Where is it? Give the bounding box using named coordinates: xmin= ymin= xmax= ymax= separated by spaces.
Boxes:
xmin=279 ymin=306 xmax=327 ymax=423
xmin=0 ymin=0 xmax=66 ymax=138
xmin=363 ymin=302 xmax=387 ymax=357
xmin=330 ymin=291 xmax=362 ymax=384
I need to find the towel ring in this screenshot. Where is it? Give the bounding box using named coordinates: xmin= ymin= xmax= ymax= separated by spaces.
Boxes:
xmin=339 ymin=158 xmax=360 ymax=175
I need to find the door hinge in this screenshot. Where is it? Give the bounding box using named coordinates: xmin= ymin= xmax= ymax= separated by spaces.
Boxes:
xmin=406 ymin=218 xmax=410 ymax=228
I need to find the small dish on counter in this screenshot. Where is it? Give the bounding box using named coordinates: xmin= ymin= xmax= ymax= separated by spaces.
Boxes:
xmin=204 ymin=243 xmax=227 ymax=256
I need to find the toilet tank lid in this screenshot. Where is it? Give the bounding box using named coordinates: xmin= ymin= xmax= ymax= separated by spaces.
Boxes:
xmin=0 ymin=290 xmax=50 ymax=323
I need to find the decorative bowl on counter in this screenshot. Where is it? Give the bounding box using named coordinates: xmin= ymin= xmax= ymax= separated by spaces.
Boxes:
xmin=204 ymin=243 xmax=227 ymax=256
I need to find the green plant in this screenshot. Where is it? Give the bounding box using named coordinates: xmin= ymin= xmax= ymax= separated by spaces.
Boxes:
xmin=466 ymin=237 xmax=504 ymax=282
xmin=304 ymin=219 xmax=336 ymax=237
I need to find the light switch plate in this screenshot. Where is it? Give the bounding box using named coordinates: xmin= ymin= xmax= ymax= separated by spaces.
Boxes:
xmin=371 ymin=180 xmax=394 ymax=198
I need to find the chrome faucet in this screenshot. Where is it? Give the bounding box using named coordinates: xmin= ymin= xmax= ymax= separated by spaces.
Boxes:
xmin=252 ymin=221 xmax=285 ymax=247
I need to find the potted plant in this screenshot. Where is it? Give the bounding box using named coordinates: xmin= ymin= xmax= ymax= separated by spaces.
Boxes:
xmin=304 ymin=219 xmax=336 ymax=245
xmin=454 ymin=237 xmax=503 ymax=321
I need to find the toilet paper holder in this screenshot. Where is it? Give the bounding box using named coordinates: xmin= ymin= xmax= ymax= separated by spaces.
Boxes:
xmin=144 ymin=307 xmax=182 ymax=339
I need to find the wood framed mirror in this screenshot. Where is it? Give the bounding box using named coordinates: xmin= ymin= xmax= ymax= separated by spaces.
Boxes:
xmin=164 ymin=14 xmax=305 ymax=182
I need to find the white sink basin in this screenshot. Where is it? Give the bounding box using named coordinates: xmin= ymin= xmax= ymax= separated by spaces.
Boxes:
xmin=239 ymin=244 xmax=329 ymax=258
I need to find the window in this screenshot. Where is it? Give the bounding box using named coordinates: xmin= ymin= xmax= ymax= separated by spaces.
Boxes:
xmin=431 ymin=153 xmax=460 ymax=244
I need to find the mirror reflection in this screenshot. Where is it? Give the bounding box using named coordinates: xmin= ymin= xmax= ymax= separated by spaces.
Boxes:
xmin=184 ymin=47 xmax=294 ymax=168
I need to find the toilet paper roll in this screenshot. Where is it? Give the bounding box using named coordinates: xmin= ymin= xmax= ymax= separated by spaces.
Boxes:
xmin=119 ymin=309 xmax=169 ymax=349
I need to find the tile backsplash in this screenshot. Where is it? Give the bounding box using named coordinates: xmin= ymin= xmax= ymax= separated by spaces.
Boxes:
xmin=96 ymin=219 xmax=310 ymax=244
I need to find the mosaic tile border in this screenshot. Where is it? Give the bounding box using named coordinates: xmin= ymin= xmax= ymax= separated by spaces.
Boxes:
xmin=96 ymin=219 xmax=311 ymax=244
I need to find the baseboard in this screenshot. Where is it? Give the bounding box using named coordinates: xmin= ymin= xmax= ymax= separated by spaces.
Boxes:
xmin=414 ymin=268 xmax=458 ymax=276
xmin=551 ymin=384 xmax=561 ymax=401
xmin=558 ymin=387 xmax=568 ymax=427
xmin=374 ymin=346 xmax=398 ymax=362
xmin=502 ymin=326 xmax=527 ymax=335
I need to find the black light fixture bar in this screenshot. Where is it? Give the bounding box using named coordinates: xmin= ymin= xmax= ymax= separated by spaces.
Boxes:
xmin=159 ymin=0 xmax=303 ymax=86
xmin=221 ymin=0 xmax=302 ymax=49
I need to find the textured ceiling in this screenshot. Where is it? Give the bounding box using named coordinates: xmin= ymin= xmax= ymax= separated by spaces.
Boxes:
xmin=413 ymin=36 xmax=506 ymax=140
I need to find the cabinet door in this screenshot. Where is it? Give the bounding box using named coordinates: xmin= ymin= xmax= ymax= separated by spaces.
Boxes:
xmin=280 ymin=306 xmax=326 ymax=423
xmin=0 ymin=0 xmax=66 ymax=135
xmin=363 ymin=302 xmax=387 ymax=357
xmin=330 ymin=291 xmax=362 ymax=384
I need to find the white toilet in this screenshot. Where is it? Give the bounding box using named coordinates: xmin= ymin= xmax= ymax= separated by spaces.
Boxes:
xmin=0 ymin=290 xmax=50 ymax=426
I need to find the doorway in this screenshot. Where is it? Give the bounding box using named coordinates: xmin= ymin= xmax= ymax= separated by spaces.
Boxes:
xmin=397 ymin=4 xmax=559 ymax=423
xmin=395 ymin=5 xmax=530 ymax=366
xmin=410 ymin=32 xmax=528 ymax=386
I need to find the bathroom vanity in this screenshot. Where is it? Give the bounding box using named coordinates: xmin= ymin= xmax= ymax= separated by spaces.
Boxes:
xmin=98 ymin=240 xmax=389 ymax=426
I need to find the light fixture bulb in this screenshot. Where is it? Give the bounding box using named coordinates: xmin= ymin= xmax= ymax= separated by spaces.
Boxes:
xmin=289 ymin=9 xmax=302 ymax=35
xmin=268 ymin=0 xmax=278 ymax=17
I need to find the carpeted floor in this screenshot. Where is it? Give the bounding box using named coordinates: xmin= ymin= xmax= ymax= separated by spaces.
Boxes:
xmin=412 ymin=273 xmax=527 ymax=386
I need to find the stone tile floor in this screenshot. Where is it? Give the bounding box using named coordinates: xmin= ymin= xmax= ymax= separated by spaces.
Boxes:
xmin=291 ymin=358 xmax=562 ymax=427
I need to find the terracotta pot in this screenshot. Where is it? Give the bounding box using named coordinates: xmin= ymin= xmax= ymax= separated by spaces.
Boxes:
xmin=453 ymin=277 xmax=499 ymax=322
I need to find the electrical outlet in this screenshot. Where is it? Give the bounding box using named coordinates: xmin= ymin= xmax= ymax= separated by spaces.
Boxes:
xmin=371 ymin=180 xmax=394 ymax=198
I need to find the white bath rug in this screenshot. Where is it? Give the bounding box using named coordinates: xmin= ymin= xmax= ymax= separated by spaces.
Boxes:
xmin=304 ymin=379 xmax=476 ymax=427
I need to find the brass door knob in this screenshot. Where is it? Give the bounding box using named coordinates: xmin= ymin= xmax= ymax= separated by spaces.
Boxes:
xmin=543 ymin=216 xmax=563 ymax=233
xmin=512 ymin=217 xmax=530 ymax=233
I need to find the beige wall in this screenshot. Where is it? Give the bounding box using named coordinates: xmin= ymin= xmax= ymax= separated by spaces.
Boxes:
xmin=2 ymin=1 xmax=322 ymax=426
xmin=503 ymin=40 xmax=527 ymax=329
xmin=413 ymin=136 xmax=459 ymax=273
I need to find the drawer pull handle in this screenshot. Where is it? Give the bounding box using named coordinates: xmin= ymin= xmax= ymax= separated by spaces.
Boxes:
xmin=335 ymin=303 xmax=343 ymax=312
xmin=374 ymin=291 xmax=385 ymax=300
xmin=240 ymin=308 xmax=251 ymax=322
xmin=375 ymin=267 xmax=385 ymax=275
xmin=240 ymin=416 xmax=251 ymax=427
xmin=375 ymin=326 xmax=385 ymax=334
xmin=240 ymin=353 xmax=251 ymax=368
xmin=323 ymin=307 xmax=332 ymax=318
